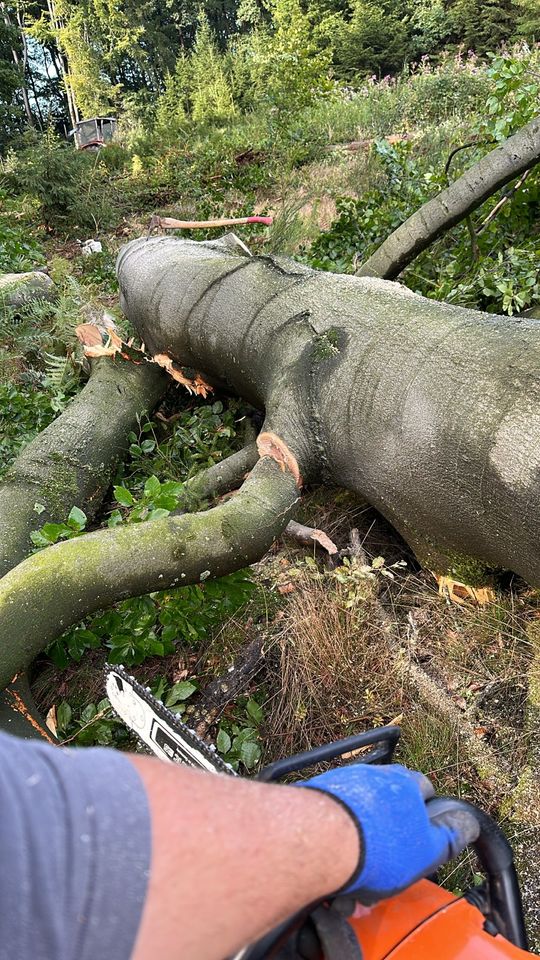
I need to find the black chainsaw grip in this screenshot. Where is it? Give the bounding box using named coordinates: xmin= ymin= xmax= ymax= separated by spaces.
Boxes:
xmin=256 ymin=726 xmax=401 ymax=783
xmin=426 ymin=797 xmax=528 ymax=952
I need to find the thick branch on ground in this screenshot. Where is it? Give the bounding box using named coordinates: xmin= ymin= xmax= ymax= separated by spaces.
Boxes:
xmin=356 ymin=116 xmax=540 ymax=279
xmin=0 ymin=358 xmax=166 ymax=577
xmin=186 ymin=632 xmax=265 ymax=736
xmin=0 ymin=459 xmax=299 ymax=687
xmin=0 ymin=357 xmax=165 ymax=738
xmin=0 ymin=271 xmax=56 ymax=309
xmin=184 ymin=443 xmax=259 ymax=504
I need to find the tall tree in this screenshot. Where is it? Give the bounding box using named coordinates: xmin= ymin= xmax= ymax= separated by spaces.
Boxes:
xmin=0 ymin=1 xmax=35 ymax=125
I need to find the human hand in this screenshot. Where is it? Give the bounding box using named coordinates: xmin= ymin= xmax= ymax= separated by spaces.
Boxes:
xmin=298 ymin=763 xmax=479 ymax=904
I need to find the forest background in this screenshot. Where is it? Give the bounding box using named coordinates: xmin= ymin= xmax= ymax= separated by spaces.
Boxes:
xmin=2 ymin=0 xmax=540 ymax=916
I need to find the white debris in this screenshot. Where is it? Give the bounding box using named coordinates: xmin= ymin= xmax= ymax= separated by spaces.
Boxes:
xmin=80 ymin=239 xmax=103 ymax=255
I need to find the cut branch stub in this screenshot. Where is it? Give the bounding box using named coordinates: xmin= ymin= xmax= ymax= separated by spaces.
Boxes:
xmin=256 ymin=432 xmax=303 ymax=488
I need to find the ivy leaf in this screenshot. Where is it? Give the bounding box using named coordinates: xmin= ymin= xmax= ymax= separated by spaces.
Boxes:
xmin=67 ymin=506 xmax=87 ymax=531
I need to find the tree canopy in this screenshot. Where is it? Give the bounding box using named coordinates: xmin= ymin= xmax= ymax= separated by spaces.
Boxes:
xmin=1 ymin=0 xmax=538 ymax=139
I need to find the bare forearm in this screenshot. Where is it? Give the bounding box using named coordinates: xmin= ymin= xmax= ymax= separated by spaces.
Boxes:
xmin=130 ymin=757 xmax=359 ymax=960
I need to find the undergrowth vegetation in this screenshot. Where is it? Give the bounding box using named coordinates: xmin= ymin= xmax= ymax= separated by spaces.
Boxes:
xmin=1 ymin=44 xmax=540 ymax=812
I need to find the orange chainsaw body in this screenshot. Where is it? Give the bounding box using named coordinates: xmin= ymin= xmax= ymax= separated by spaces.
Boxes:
xmin=348 ymin=880 xmax=531 ymax=959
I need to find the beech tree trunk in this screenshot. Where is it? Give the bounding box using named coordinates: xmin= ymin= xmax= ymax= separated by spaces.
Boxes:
xmin=3 ymin=232 xmax=540 ymax=682
xmin=118 ymin=234 xmax=540 ymax=586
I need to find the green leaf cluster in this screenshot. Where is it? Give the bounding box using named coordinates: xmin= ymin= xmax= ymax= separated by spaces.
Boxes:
xmin=216 ymin=697 xmax=264 ymax=771
xmin=47 ymin=570 xmax=256 ymax=669
xmin=55 ymin=697 xmax=131 ymax=747
xmin=30 ymin=505 xmax=87 ymax=547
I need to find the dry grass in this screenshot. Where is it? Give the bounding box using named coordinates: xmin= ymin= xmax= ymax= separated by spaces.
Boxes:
xmin=263 ymin=564 xmax=407 ymax=760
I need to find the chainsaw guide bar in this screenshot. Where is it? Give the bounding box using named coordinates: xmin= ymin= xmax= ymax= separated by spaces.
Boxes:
xmin=105 ymin=665 xmax=234 ymax=776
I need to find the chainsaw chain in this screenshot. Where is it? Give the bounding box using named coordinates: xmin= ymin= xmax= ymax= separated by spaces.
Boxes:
xmin=105 ymin=664 xmax=234 ymax=776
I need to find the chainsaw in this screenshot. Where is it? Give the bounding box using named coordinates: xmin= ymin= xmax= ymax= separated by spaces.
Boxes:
xmin=106 ymin=666 xmax=531 ymax=960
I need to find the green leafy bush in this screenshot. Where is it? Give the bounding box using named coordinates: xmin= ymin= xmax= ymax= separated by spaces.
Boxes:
xmin=0 ymin=384 xmax=58 ymax=475
xmin=9 ymin=130 xmax=113 ymax=231
xmin=216 ymin=696 xmax=264 ymax=771
xmin=0 ymin=220 xmax=45 ymax=272
xmin=55 ymin=697 xmax=131 ymax=747
xmin=47 ymin=570 xmax=256 ymax=668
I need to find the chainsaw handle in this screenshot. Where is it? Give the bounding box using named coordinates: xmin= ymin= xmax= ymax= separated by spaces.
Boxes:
xmin=256 ymin=726 xmax=400 ymax=782
xmin=426 ymin=797 xmax=528 ymax=951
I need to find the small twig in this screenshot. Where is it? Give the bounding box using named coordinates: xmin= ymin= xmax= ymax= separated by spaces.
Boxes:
xmin=444 ymin=139 xmax=497 ymax=180
xmin=476 ymin=168 xmax=532 ymax=235
xmin=466 ymin=214 xmax=480 ymax=261
xmin=60 ymin=707 xmax=109 ymax=744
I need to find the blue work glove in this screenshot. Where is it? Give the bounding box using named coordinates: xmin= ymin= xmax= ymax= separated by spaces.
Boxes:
xmin=299 ymin=763 xmax=479 ymax=904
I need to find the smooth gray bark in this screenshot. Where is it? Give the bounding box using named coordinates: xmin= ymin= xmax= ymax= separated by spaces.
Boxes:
xmin=356 ymin=116 xmax=540 ymax=279
xmin=0 ymin=271 xmax=56 ymax=309
xmin=117 ymin=235 xmax=540 ymax=589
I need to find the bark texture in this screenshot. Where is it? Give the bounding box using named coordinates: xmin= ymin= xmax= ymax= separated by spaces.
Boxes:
xmin=356 ymin=116 xmax=540 ymax=279
xmin=0 ymin=358 xmax=166 ymax=736
xmin=118 ymin=235 xmax=540 ymax=589
xmin=0 ymin=358 xmax=166 ymax=576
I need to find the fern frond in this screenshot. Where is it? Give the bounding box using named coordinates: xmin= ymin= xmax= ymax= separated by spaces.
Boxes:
xmin=42 ymin=352 xmax=73 ymax=390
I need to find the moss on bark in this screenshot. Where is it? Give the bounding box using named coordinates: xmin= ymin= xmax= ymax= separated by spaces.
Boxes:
xmin=0 ymin=358 xmax=167 ymax=577
xmin=0 ymin=458 xmax=299 ymax=686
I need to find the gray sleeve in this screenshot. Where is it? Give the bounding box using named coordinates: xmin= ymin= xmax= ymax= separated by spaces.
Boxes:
xmin=0 ymin=731 xmax=151 ymax=960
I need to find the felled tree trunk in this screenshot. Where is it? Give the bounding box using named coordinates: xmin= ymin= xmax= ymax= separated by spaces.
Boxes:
xmin=3 ymin=233 xmax=540 ymax=678
xmin=118 ymin=234 xmax=540 ymax=585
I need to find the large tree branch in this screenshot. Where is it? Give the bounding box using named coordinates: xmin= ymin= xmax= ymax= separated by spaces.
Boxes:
xmin=0 ymin=356 xmax=166 ymax=736
xmin=0 ymin=358 xmax=166 ymax=577
xmin=356 ymin=116 xmax=540 ymax=279
xmin=0 ymin=458 xmax=299 ymax=687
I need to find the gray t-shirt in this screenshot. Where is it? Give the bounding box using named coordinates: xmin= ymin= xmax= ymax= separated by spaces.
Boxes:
xmin=0 ymin=731 xmax=151 ymax=960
